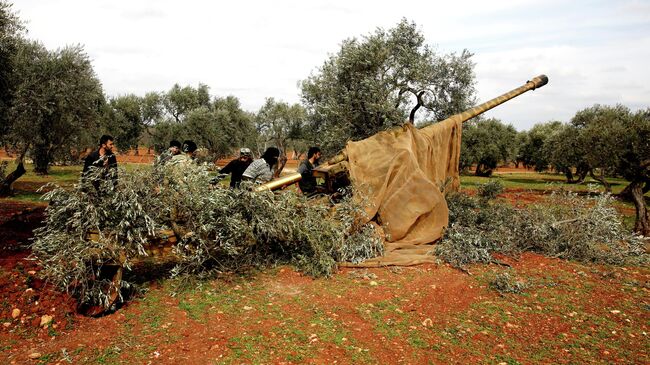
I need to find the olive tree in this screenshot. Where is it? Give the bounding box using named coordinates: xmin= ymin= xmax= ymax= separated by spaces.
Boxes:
xmin=300 ymin=18 xmax=475 ymax=155
xmin=550 ymin=104 xmax=649 ymax=235
xmin=545 ymin=124 xmax=590 ymax=183
xmin=255 ymin=98 xmax=307 ymax=159
xmin=460 ymin=118 xmax=518 ymax=176
xmin=104 ymin=94 xmax=145 ymax=153
xmin=617 ymin=108 xmax=650 ymax=235
xmin=1 ymin=40 xmax=104 ymax=194
xmin=518 ymin=121 xmax=564 ymax=171
xmin=0 ymin=1 xmax=23 ymax=134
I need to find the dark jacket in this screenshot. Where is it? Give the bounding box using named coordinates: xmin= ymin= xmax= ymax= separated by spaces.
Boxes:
xmin=297 ymin=159 xmax=317 ymax=193
xmin=82 ymin=149 xmax=118 ymax=190
xmin=220 ymin=158 xmax=252 ymax=188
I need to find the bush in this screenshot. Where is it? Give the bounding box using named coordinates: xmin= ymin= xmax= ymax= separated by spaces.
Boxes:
xmin=489 ymin=271 xmax=528 ymax=294
xmin=32 ymin=164 xmax=383 ymax=309
xmin=436 ymin=187 xmax=647 ymax=271
xmin=477 ymin=179 xmax=504 ymax=200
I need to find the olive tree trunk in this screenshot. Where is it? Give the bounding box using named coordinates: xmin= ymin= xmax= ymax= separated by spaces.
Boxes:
xmin=0 ymin=147 xmax=28 ymax=197
xmin=629 ymin=180 xmax=649 ymax=236
xmin=589 ymin=169 xmax=611 ymax=193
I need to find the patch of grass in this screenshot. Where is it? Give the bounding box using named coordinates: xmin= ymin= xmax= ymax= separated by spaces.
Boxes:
xmin=223 ymin=332 xmax=272 ymax=363
xmin=137 ymin=292 xmax=165 ymax=332
xmin=86 ymin=345 xmax=122 ymax=365
xmin=460 ymin=172 xmax=634 ymax=195
xmin=36 ymin=352 xmax=56 ymax=365
xmin=178 ymin=297 xmax=209 ymax=321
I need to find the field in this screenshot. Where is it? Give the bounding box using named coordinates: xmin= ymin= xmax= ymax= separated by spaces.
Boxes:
xmin=0 ymin=162 xmax=648 ymax=364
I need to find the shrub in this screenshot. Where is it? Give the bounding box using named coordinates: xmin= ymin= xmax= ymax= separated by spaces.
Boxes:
xmin=477 ymin=179 xmax=504 ymax=200
xmin=32 ymin=164 xmax=383 ymax=309
xmin=489 ymin=271 xmax=528 ymax=294
xmin=437 ymin=187 xmax=647 ymax=271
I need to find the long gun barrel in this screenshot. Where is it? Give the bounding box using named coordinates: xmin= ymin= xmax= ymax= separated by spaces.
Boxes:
xmin=258 ymin=74 xmax=549 ymax=192
xmin=453 ymin=74 xmax=547 ymax=124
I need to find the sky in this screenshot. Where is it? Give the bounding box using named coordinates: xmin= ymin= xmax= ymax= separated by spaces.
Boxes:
xmin=12 ymin=0 xmax=650 ymax=130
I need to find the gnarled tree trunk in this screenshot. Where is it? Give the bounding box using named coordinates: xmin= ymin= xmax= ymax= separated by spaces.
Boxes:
xmin=589 ymin=169 xmax=611 ymax=193
xmin=628 ymin=180 xmax=649 ymax=236
xmin=0 ymin=147 xmax=28 ymax=197
xmin=618 ymin=179 xmax=649 ymax=201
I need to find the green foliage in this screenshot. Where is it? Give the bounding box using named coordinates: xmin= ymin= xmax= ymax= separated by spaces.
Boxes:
xmin=301 ymin=18 xmax=475 ymax=155
xmin=460 ymin=118 xmax=518 ymax=176
xmin=0 ymin=0 xmax=25 ymax=135
xmin=149 ymin=85 xmax=256 ymax=158
xmin=32 ymin=164 xmax=383 ymax=308
xmin=476 ymin=179 xmax=504 ymax=200
xmin=437 ymin=185 xmax=647 ymax=271
xmin=104 ymin=94 xmax=145 ymax=151
xmin=162 ymin=83 xmax=211 ymax=123
xmin=6 ymin=41 xmax=104 ymax=172
xmin=489 ymin=272 xmax=528 ymax=294
xmin=0 ymin=160 xmax=7 ymax=180
xmin=545 ymin=124 xmax=589 ymax=182
xmin=518 ymin=121 xmax=564 ymax=171
xmin=32 ymin=167 xmax=159 ymax=307
xmin=255 ymin=98 xmax=308 ymax=157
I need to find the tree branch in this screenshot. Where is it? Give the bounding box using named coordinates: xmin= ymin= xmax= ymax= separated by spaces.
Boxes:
xmin=408 ymin=90 xmax=426 ymax=124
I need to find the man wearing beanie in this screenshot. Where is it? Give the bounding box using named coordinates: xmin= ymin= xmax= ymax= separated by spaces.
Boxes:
xmin=169 ymin=140 xmax=198 ymax=166
xmin=155 ymin=140 xmax=182 ymax=166
xmin=242 ymin=147 xmax=280 ymax=183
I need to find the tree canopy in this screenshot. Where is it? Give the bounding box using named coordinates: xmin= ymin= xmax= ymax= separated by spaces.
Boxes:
xmin=460 ymin=118 xmax=518 ymax=176
xmin=300 ymin=18 xmax=475 ymax=155
xmin=255 ymin=98 xmax=308 ymax=158
xmin=7 ymin=42 xmax=104 ymax=174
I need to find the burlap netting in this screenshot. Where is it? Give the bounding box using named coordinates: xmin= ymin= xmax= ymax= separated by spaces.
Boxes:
xmin=341 ymin=116 xmax=463 ymax=267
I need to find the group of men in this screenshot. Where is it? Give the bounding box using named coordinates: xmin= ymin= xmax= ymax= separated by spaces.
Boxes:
xmin=82 ymin=135 xmax=322 ymax=194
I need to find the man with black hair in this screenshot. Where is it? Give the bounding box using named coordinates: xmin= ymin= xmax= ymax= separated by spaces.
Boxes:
xmin=82 ymin=135 xmax=118 ymax=190
xmin=156 ymin=140 xmax=182 ymax=166
xmin=169 ymin=140 xmax=198 ymax=166
xmin=219 ymin=147 xmax=254 ymax=188
xmin=242 ymin=147 xmax=280 ymax=183
xmin=297 ymin=146 xmax=322 ymax=194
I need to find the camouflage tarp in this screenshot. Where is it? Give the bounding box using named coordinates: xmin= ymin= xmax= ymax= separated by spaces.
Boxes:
xmin=342 ymin=117 xmax=462 ymax=266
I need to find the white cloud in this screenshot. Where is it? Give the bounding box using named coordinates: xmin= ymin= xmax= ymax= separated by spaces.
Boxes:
xmin=12 ymin=0 xmax=650 ymax=129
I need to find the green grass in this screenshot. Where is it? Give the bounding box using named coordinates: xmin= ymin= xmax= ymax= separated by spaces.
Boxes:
xmin=3 ymin=159 xmax=647 ymax=206
xmin=460 ymin=172 xmax=633 ymax=195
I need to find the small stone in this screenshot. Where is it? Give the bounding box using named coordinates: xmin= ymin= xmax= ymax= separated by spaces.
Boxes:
xmin=610 ymin=310 xmax=621 ymax=314
xmin=27 ymin=270 xmax=36 ymax=275
xmin=3 ymin=322 xmax=10 ymax=328
xmin=243 ymin=306 xmax=253 ymax=311
xmin=28 ymin=352 xmax=42 ymax=359
xmin=369 ymin=281 xmax=378 ymax=286
xmin=40 ymin=315 xmax=53 ymax=327
xmin=422 ymin=318 xmax=433 ymax=327
xmin=12 ymin=308 xmax=21 ymax=318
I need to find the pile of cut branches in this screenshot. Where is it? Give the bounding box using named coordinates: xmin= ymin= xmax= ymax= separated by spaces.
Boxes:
xmin=32 ymin=164 xmax=383 ymax=309
xmin=436 ymin=181 xmax=648 ymax=271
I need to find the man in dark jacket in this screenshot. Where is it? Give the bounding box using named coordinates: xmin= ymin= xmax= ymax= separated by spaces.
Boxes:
xmin=155 ymin=140 xmax=182 ymax=167
xmin=297 ymin=146 xmax=322 ymax=195
xmin=219 ymin=148 xmax=253 ymax=188
xmin=82 ymin=135 xmax=118 ymax=191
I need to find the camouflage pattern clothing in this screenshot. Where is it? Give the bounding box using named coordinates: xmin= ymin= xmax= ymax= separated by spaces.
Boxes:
xmin=242 ymin=158 xmax=274 ymax=183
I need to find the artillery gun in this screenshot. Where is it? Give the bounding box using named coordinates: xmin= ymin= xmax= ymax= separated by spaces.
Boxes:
xmin=82 ymin=75 xmax=548 ymax=315
xmin=255 ymin=75 xmax=548 ymax=193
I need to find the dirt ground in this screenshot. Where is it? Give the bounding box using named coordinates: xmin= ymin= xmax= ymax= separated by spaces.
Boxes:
xmin=0 ymin=188 xmax=648 ymax=364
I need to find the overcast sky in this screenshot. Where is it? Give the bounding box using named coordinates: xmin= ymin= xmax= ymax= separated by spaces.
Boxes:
xmin=12 ymin=0 xmax=650 ymax=130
